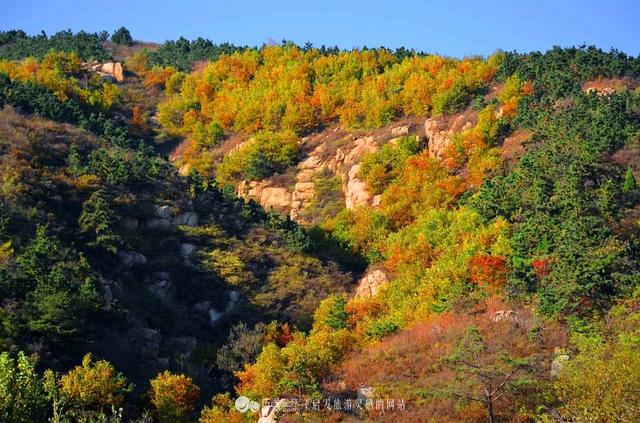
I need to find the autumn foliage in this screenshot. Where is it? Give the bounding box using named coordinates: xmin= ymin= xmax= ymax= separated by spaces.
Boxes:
xmin=150 ymin=371 xmax=201 ymax=423
xmin=59 ymin=353 xmax=131 ymax=412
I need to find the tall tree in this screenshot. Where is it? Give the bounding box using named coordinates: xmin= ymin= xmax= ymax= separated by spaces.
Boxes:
xmin=111 ymin=27 xmax=132 ymax=46
xmin=444 ymin=326 xmax=533 ymax=423
xmin=79 ymin=189 xmax=120 ymax=253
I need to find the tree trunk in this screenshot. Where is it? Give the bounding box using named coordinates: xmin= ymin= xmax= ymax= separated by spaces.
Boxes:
xmin=486 ymin=398 xmax=495 ymax=423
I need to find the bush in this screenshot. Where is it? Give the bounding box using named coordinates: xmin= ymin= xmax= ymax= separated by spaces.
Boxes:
xmin=0 ymin=351 xmax=48 ymax=423
xmin=150 ymin=371 xmax=200 ymax=423
xmin=60 ymin=353 xmax=132 ymax=412
xmin=216 ymin=130 xmax=299 ymax=184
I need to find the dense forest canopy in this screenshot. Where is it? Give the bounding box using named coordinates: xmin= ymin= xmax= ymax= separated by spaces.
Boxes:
xmin=0 ymin=26 xmax=639 ymax=422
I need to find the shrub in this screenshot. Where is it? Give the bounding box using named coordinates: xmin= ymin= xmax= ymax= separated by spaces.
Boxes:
xmin=59 ymin=353 xmax=131 ymax=412
xmin=149 ymin=371 xmax=200 ymax=423
xmin=0 ymin=351 xmax=48 ymax=423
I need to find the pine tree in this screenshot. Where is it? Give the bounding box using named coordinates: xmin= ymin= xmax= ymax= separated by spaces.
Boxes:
xmin=111 ymin=27 xmax=132 ymax=46
xmin=79 ymin=190 xmax=120 ymax=253
xmin=622 ymin=167 xmax=637 ymax=193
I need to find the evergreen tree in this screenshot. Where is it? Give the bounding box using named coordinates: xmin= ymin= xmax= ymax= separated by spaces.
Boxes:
xmin=79 ymin=190 xmax=120 ymax=253
xmin=622 ymin=167 xmax=637 ymax=193
xmin=111 ymin=27 xmax=132 ymax=46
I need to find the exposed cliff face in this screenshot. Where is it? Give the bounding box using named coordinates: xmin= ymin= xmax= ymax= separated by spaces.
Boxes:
xmin=424 ymin=110 xmax=477 ymax=159
xmin=238 ymin=121 xmax=421 ymax=224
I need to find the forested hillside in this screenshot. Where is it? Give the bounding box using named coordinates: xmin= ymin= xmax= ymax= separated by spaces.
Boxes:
xmin=0 ymin=28 xmax=639 ymax=422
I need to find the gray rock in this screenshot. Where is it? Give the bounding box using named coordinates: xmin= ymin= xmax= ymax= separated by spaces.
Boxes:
xmin=357 ymin=386 xmax=375 ymax=401
xmin=193 ymin=301 xmax=222 ymax=326
xmin=172 ymin=212 xmax=199 ymax=227
xmin=225 ymin=290 xmax=239 ymax=312
xmin=179 ymin=243 xmax=197 ymax=257
xmin=102 ymin=285 xmax=113 ymax=305
xmin=148 ymin=272 xmax=173 ymax=302
xmin=127 ymin=327 xmax=161 ymax=359
xmin=147 ymin=217 xmax=171 ymax=229
xmin=118 ymin=251 xmax=147 ymax=268
xmin=154 ymin=205 xmax=172 ymax=219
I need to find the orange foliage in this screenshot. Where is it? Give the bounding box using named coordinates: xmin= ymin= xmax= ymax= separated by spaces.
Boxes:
xmin=150 ymin=371 xmax=200 ymax=423
xmin=532 ymin=259 xmax=551 ymax=278
xmin=144 ymin=66 xmax=178 ymax=89
xmin=468 ymin=254 xmax=508 ymax=290
xmin=346 ymin=298 xmax=384 ymax=327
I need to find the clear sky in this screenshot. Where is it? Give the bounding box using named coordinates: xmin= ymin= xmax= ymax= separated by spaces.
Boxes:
xmin=2 ymin=0 xmax=639 ymax=57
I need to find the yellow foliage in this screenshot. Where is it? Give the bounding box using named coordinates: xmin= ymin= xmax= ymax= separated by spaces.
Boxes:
xmin=59 ymin=353 xmax=130 ymax=412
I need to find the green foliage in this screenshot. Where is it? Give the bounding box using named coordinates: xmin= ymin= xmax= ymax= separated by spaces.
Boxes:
xmin=471 ymin=92 xmax=640 ymax=316
xmin=324 ymin=295 xmax=348 ymax=330
xmin=0 ymin=75 xmax=133 ymax=148
xmin=300 ymin=168 xmax=344 ymax=225
xmin=148 ymin=37 xmax=248 ymax=71
xmin=0 ymin=351 xmax=49 ymax=423
xmin=193 ymin=121 xmax=224 ymax=149
xmin=79 ymin=189 xmax=121 ymax=253
xmin=554 ymin=308 xmax=640 ymax=421
xmin=365 ymin=318 xmax=401 ymax=339
xmin=216 ymin=131 xmax=299 ymax=184
xmin=0 ymin=29 xmax=108 ymax=61
xmin=110 ymin=27 xmax=132 ymax=46
xmin=622 ymin=167 xmax=637 ymax=193
xmin=360 ymin=135 xmax=426 ymax=194
xmin=15 ymin=226 xmax=102 ymax=337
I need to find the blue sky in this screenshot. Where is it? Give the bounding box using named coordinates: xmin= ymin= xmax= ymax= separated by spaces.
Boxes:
xmin=2 ymin=0 xmax=639 ymax=57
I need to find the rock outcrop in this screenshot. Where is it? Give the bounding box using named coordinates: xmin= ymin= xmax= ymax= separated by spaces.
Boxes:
xmin=238 ymin=131 xmax=396 ymax=223
xmin=354 ymin=269 xmax=389 ymax=298
xmin=118 ymin=250 xmax=147 ymax=268
xmin=86 ymin=61 xmax=125 ymax=82
xmin=425 ymin=112 xmax=475 ymax=159
xmin=148 ymin=272 xmax=173 ymax=302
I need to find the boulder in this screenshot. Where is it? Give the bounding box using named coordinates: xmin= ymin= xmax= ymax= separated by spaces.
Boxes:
xmin=179 ymin=243 xmax=197 ymax=257
xmin=178 ymin=163 xmax=191 ymax=176
xmin=357 ymin=386 xmax=375 ymax=401
xmin=173 ymin=212 xmax=199 ymax=227
xmin=391 ymin=124 xmax=414 ymax=137
xmin=118 ymin=251 xmax=147 ymax=268
xmin=260 ymin=187 xmax=292 ymax=211
xmin=148 ymin=272 xmax=173 ymax=302
xmin=90 ymin=62 xmax=124 ymax=82
xmin=355 ymin=269 xmax=389 ymax=298
xmin=258 ymin=399 xmax=289 ymax=423
xmin=292 ymin=182 xmax=315 ymax=201
xmin=225 ymin=290 xmax=239 ymax=313
xmin=102 ymin=284 xmax=113 ymax=306
xmin=154 ymin=205 xmax=172 ymax=219
xmin=193 ymin=301 xmax=223 ymax=326
xmin=492 ymin=309 xmax=515 ymax=322
xmin=345 ymin=136 xmax=377 ymax=166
